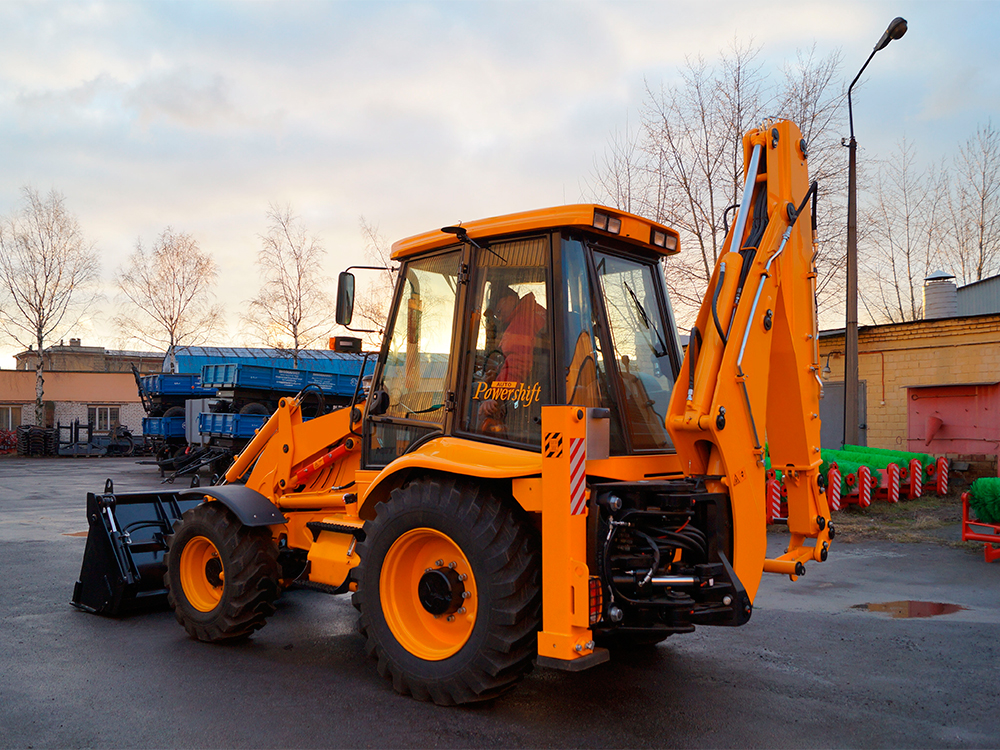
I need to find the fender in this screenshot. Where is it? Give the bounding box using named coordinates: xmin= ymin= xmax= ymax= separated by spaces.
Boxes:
xmin=178 ymin=484 xmax=287 ymax=526
xmin=358 ymin=436 xmax=541 ymax=518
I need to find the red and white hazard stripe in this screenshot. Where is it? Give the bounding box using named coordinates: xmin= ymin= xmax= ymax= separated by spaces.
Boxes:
xmin=858 ymin=465 xmax=872 ymax=508
xmin=936 ymin=456 xmax=949 ymax=496
xmin=887 ymin=463 xmax=900 ymax=503
xmin=908 ymin=458 xmax=923 ymax=499
xmin=828 ymin=465 xmax=841 ymax=512
xmin=569 ymin=437 xmax=587 ymax=515
xmin=766 ymin=476 xmax=782 ymax=523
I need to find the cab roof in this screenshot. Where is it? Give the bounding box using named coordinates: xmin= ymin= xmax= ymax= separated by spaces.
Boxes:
xmin=390 ymin=204 xmax=681 ymax=260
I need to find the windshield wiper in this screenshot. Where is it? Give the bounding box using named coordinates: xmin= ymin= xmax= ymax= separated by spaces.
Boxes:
xmin=624 ymin=281 xmax=669 ymax=358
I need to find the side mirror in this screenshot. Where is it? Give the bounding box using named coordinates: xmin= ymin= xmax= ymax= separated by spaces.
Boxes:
xmin=336 ymin=271 xmax=356 ymax=326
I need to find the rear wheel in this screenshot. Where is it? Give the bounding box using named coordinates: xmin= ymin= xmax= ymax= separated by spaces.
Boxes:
xmin=353 ymin=476 xmax=541 ymax=705
xmin=165 ymin=502 xmax=279 ymax=643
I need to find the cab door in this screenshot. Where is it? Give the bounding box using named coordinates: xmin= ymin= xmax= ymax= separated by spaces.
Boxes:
xmin=363 ymin=248 xmax=464 ymax=467
xmin=454 ymin=236 xmax=553 ymax=448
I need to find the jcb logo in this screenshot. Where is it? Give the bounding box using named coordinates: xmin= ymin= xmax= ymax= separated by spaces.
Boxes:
xmin=544 ymin=432 xmax=563 ymax=458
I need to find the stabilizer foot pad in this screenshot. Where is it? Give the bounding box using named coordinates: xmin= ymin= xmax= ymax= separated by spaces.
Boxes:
xmin=536 ymin=647 xmax=610 ymax=672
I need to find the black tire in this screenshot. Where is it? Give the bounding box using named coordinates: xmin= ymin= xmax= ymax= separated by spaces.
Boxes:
xmin=164 ymin=502 xmax=279 ymax=643
xmin=239 ymin=402 xmax=270 ymax=416
xmin=353 ymin=476 xmax=541 ymax=705
xmin=163 ymin=406 xmax=185 ymax=418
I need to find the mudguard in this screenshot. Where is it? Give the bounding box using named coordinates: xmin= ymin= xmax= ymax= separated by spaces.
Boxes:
xmin=179 ymin=484 xmax=286 ymax=526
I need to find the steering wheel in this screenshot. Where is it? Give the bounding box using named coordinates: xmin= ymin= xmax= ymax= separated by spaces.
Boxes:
xmin=476 ymin=349 xmax=506 ymax=380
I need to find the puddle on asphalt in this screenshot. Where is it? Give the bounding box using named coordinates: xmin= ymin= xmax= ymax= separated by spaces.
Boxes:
xmin=852 ymin=600 xmax=966 ymax=618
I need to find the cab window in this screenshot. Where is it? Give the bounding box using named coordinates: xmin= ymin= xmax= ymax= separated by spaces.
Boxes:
xmin=366 ymin=250 xmax=459 ymax=466
xmin=459 ymin=237 xmax=550 ymax=447
xmin=593 ymin=250 xmax=676 ymax=451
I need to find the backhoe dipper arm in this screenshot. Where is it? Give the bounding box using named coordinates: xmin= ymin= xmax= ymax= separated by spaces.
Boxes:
xmin=666 ymin=120 xmax=832 ymax=602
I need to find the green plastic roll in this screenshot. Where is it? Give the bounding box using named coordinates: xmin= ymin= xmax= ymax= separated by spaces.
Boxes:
xmin=969 ymin=478 xmax=1000 ymax=524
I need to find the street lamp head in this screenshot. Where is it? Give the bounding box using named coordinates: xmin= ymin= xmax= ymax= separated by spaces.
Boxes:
xmin=875 ymin=17 xmax=908 ymax=51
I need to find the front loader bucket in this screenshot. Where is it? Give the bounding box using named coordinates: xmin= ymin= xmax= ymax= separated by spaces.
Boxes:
xmin=71 ymin=484 xmax=203 ymax=616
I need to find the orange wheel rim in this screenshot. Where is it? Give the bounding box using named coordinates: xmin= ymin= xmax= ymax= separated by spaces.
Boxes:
xmin=179 ymin=535 xmax=225 ymax=612
xmin=380 ymin=528 xmax=477 ymax=661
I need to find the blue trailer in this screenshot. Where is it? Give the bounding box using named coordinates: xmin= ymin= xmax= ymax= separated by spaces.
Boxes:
xmin=197 ymin=413 xmax=268 ymax=440
xmin=142 ymin=416 xmax=187 ymax=439
xmin=200 ymin=362 xmax=367 ymax=398
xmin=139 ymin=373 xmax=217 ymax=398
xmin=200 ymin=355 xmax=374 ymax=417
xmin=135 ymin=347 xmax=374 ymax=482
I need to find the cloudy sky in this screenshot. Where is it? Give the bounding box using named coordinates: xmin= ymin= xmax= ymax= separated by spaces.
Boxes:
xmin=1 ymin=0 xmax=997 ymax=368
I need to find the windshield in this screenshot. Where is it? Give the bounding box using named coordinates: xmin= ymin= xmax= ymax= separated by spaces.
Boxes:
xmin=593 ymin=250 xmax=676 ymax=450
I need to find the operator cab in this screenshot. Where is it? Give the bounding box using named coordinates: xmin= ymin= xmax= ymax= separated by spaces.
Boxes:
xmin=338 ymin=205 xmax=683 ymax=468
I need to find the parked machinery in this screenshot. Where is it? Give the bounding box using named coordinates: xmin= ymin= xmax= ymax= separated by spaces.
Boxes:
xmin=75 ymin=120 xmax=833 ymax=704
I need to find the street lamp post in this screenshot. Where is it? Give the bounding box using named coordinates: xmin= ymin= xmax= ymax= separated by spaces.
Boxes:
xmin=844 ymin=16 xmax=907 ymax=447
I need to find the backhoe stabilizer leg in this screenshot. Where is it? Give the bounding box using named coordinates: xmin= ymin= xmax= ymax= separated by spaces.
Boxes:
xmin=537 ymin=406 xmax=604 ymax=668
xmin=764 ymin=532 xmax=831 ymax=581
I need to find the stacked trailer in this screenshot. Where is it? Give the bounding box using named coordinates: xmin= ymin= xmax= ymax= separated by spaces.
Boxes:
xmin=132 ymin=366 xmax=218 ymax=465
xmin=159 ymin=355 xmax=376 ymax=483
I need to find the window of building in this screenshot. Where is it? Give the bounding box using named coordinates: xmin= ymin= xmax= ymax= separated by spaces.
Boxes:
xmin=0 ymin=405 xmax=20 ymax=431
xmin=88 ymin=406 xmax=120 ymax=433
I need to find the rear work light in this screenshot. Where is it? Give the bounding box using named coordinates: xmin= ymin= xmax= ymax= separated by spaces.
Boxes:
xmin=651 ymin=228 xmax=678 ymax=252
xmin=593 ymin=210 xmax=622 ymax=234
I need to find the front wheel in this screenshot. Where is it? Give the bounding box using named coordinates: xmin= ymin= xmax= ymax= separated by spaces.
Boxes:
xmin=164 ymin=502 xmax=279 ymax=643
xmin=353 ymin=476 xmax=541 ymax=705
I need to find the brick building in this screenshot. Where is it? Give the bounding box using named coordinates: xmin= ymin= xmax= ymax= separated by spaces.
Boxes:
xmin=14 ymin=339 xmax=163 ymax=373
xmin=0 ymin=370 xmax=144 ymax=433
xmin=819 ymin=272 xmax=1000 ymax=473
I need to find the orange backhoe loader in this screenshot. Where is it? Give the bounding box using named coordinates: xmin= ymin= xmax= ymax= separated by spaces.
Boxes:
xmin=73 ymin=120 xmax=833 ymax=705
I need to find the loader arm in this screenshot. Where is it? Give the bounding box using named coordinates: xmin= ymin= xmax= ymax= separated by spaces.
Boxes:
xmin=666 ymin=120 xmax=832 ymax=601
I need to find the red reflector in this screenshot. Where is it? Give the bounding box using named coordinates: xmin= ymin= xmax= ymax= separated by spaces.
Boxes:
xmin=589 ymin=576 xmax=603 ymax=625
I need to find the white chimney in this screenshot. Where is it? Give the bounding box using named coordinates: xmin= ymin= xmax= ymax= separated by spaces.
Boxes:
xmin=923 ymin=270 xmax=958 ymax=319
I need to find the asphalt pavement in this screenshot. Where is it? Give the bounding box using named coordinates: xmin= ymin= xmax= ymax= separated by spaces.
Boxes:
xmin=1 ymin=456 xmax=998 ymax=749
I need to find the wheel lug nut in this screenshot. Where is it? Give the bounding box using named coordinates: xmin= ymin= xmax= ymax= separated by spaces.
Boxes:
xmin=447 ymin=615 xmax=455 ymax=622
xmin=435 ymin=559 xmax=444 ymax=567
xmin=457 ymin=607 xmax=466 ymax=614
xmin=461 ymin=591 xmax=470 ymax=599
xmin=448 ymin=561 xmax=457 ymax=569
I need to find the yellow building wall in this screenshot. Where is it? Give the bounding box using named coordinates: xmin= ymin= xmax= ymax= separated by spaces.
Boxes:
xmin=819 ymin=315 xmax=1000 ymax=451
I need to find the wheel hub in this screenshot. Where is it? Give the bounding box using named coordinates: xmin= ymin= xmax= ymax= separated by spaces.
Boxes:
xmin=418 ymin=567 xmax=464 ymax=616
xmin=204 ymin=556 xmax=223 ymax=588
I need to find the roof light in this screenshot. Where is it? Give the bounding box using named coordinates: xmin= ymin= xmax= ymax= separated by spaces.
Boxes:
xmin=650 ymin=228 xmax=679 ymax=252
xmin=593 ymin=210 xmax=621 ymax=235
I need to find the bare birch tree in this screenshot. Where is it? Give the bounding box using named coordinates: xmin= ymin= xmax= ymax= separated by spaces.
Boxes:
xmin=947 ymin=121 xmax=1000 ymax=284
xmin=776 ymin=45 xmax=848 ymax=314
xmin=243 ymin=205 xmax=334 ymax=366
xmin=0 ymin=187 xmax=100 ymax=426
xmin=589 ymin=39 xmax=846 ymax=324
xmin=349 ymin=217 xmax=397 ymax=348
xmin=860 ymin=139 xmax=949 ymax=322
xmin=114 ymin=228 xmax=223 ymax=353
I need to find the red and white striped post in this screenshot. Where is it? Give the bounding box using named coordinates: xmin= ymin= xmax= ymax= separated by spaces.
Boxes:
xmin=935 ymin=456 xmax=949 ymax=496
xmin=858 ymin=465 xmax=872 ymax=508
xmin=908 ymin=458 xmax=923 ymax=499
xmin=828 ymin=464 xmax=842 ymax=512
xmin=886 ymin=463 xmax=900 ymax=503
